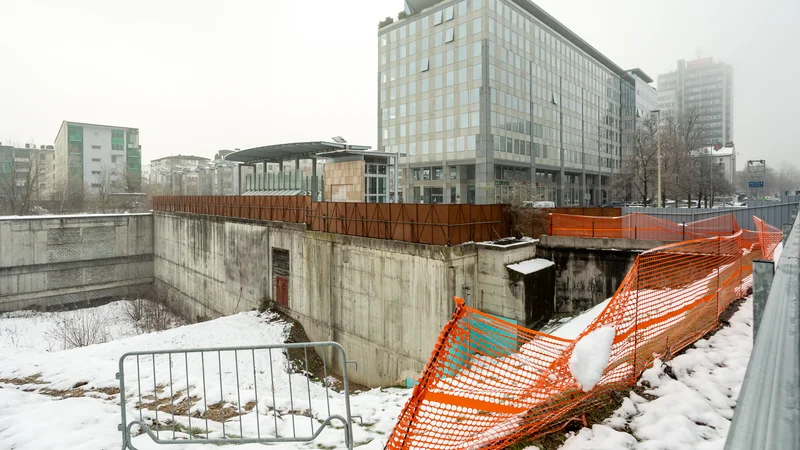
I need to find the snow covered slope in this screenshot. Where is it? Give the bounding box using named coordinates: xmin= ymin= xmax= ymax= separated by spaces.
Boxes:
xmin=0 ymin=302 xmax=409 ymax=449
xmin=537 ymin=297 xmax=754 ymax=450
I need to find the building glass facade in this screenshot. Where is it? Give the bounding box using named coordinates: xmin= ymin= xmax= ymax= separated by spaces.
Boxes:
xmin=379 ymin=0 xmax=640 ymax=205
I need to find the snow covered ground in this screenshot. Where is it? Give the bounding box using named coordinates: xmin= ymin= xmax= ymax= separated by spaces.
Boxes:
xmin=526 ymin=297 xmax=754 ymax=450
xmin=0 ymin=301 xmax=409 ymax=449
xmin=540 ymin=297 xmax=613 ymax=340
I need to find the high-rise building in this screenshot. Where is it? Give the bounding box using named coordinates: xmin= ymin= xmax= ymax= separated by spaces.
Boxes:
xmin=378 ymin=0 xmax=648 ymax=205
xmin=54 ymin=121 xmax=142 ymax=198
xmin=657 ymin=58 xmax=734 ymax=147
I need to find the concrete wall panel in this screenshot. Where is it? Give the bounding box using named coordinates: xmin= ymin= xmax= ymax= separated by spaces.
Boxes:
xmin=0 ymin=214 xmax=154 ymax=312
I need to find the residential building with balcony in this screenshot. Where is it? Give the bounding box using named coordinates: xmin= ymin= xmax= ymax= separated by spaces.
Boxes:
xmin=54 ymin=121 xmax=142 ymax=198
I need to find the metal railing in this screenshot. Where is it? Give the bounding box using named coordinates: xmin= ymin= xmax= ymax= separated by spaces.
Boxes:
xmin=622 ymin=201 xmax=799 ymax=232
xmin=117 ymin=342 xmax=356 ymax=450
xmin=724 ymin=212 xmax=799 ymax=449
xmin=152 ymin=195 xmax=511 ymax=246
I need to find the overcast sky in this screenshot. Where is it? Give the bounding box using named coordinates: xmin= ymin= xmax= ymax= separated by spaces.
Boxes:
xmin=1 ymin=0 xmax=797 ymax=170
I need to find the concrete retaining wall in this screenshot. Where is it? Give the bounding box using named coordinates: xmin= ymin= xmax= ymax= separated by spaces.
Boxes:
xmin=475 ymin=242 xmax=541 ymax=326
xmin=0 ymin=214 xmax=154 ymax=312
xmin=536 ymin=235 xmax=660 ymax=313
xmin=154 ymin=213 xmax=538 ymax=387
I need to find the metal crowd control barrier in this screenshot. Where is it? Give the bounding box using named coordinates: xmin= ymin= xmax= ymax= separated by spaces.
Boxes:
xmin=117 ymin=342 xmax=356 ymax=450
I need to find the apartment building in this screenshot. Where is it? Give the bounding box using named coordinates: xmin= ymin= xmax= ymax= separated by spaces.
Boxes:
xmin=54 ymin=121 xmax=142 ymax=198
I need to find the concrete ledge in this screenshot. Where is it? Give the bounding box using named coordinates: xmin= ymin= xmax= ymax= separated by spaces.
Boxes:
xmin=538 ymin=235 xmax=670 ymax=251
xmin=154 ymin=211 xmax=308 ymax=232
xmin=0 ymin=278 xmax=153 ymax=312
xmin=0 ymin=254 xmax=153 ymax=277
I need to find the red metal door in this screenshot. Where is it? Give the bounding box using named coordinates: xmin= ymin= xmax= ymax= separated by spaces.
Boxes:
xmin=276 ymin=276 xmax=289 ymax=307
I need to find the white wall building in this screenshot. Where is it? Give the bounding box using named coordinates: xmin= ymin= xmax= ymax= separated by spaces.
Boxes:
xmin=54 ymin=121 xmax=142 ymax=198
xmin=695 ymin=143 xmax=736 ymax=195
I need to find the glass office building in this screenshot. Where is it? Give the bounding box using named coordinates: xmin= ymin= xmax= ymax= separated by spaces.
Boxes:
xmin=379 ymin=0 xmax=642 ymax=205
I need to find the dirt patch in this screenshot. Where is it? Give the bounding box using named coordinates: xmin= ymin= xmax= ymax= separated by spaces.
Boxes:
xmin=265 ymin=305 xmax=369 ymax=393
xmin=0 ymin=374 xmax=45 ymax=385
xmin=137 ymin=391 xmax=253 ymax=422
xmin=202 ymin=402 xmax=245 ymax=422
xmin=0 ymin=375 xmax=121 ymax=400
xmin=40 ymin=387 xmax=86 ymax=398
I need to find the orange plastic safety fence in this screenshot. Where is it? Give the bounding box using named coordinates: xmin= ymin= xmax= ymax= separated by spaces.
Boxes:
xmin=548 ymin=212 xmax=743 ymax=242
xmin=386 ymin=217 xmax=782 ymax=450
xmin=753 ymin=216 xmax=783 ymax=260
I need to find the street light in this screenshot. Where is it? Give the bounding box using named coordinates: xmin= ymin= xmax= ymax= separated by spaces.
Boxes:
xmin=652 ymin=109 xmax=662 ymax=208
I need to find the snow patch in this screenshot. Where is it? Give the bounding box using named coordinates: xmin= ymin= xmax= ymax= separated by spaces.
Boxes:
xmin=561 ymin=297 xmax=755 ymax=449
xmin=569 ymin=327 xmax=616 ymax=392
xmin=507 ymin=258 xmax=554 ymax=275
xmin=541 ymin=297 xmax=612 ymax=340
xmin=773 ymin=241 xmax=783 ymax=265
xmin=0 ymin=302 xmax=410 ymax=449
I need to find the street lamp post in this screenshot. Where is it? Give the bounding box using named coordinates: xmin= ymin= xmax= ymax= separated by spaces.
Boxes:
xmin=655 ymin=109 xmax=662 ymax=208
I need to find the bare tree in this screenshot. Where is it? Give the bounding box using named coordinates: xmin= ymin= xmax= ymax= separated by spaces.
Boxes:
xmin=615 ymin=116 xmax=659 ymax=205
xmin=84 ymin=163 xmax=128 ymax=212
xmin=656 ymin=108 xmax=708 ymax=207
xmin=0 ymin=146 xmax=49 ymax=215
xmin=775 ymin=161 xmax=800 ymax=196
xmin=493 ymin=181 xmax=550 ymax=237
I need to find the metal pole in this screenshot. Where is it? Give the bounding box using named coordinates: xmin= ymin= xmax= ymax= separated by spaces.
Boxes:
xmin=394 ymin=154 xmax=399 ymax=203
xmin=657 ymin=110 xmax=662 ymax=208
xmin=237 ymin=164 xmax=242 ymax=195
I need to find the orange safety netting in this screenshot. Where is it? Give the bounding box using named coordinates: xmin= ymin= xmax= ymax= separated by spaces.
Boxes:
xmin=548 ymin=212 xmax=741 ymax=241
xmin=386 ymin=216 xmax=782 ymax=450
xmin=753 ymin=216 xmax=783 ymax=260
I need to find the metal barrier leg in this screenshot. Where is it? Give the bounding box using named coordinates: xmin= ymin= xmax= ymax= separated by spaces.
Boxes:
xmin=752 ymin=260 xmax=775 ymax=341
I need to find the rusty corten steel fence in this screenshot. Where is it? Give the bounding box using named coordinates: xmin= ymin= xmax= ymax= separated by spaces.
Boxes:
xmin=152 ymin=196 xmax=510 ymax=246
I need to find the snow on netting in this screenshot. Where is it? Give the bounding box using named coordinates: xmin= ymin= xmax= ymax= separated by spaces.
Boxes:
xmin=385 ymin=216 xmax=782 ymax=450
xmin=548 ymin=212 xmax=741 ymax=241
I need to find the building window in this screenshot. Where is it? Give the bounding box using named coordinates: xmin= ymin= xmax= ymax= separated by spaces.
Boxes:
xmin=413 ymin=169 xmax=421 ymax=180
xmin=450 ymin=167 xmax=457 ymax=180
xmin=91 ymin=170 xmax=101 ymax=175
xmin=434 ymin=10 xmax=443 ymax=25
xmin=421 ymin=57 xmax=430 ymax=72
xmin=92 ymin=158 xmax=101 ymax=162
xmin=433 ymin=167 xmax=443 ymax=180
xmin=445 ymin=28 xmax=455 ymax=43
xmin=91 ymin=145 xmax=101 ymax=150
xmin=445 ymin=5 xmax=454 ymax=21
xmin=473 ymin=17 xmax=482 ymax=34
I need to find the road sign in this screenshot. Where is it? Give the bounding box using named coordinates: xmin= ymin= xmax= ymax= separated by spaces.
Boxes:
xmin=749 ymin=181 xmax=765 ymax=188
